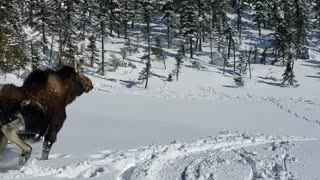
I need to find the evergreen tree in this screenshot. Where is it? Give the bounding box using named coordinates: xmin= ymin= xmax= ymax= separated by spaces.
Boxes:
xmin=140 ymin=0 xmax=154 ymax=89
xmin=86 ymin=35 xmax=99 ymax=67
xmin=162 ymin=0 xmax=176 ymax=48
xmin=291 ymin=0 xmax=309 ymax=52
xmin=139 ymin=53 xmax=151 ymax=88
xmin=237 ymin=53 xmax=247 ymax=75
xmin=179 ymin=0 xmax=199 ymax=59
xmin=174 ymin=48 xmax=184 ymax=80
xmin=282 ymin=57 xmax=297 ymax=86
xmin=253 ymin=0 xmax=268 ymax=36
xmin=95 ymin=0 xmax=109 ymax=76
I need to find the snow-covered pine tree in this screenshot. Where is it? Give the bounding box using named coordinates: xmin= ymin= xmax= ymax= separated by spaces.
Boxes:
xmin=291 ymin=0 xmax=309 ymax=54
xmin=94 ymin=0 xmax=109 ymax=76
xmin=274 ymin=19 xmax=292 ymax=66
xmin=253 ymin=0 xmax=268 ymax=36
xmin=314 ymin=0 xmax=320 ymax=29
xmin=119 ymin=0 xmax=135 ymax=39
xmin=152 ymin=37 xmax=166 ymax=69
xmin=237 ymin=53 xmax=247 ymax=75
xmin=179 ymin=0 xmax=199 ymax=59
xmin=282 ymin=56 xmax=297 ymax=86
xmin=0 ymin=29 xmax=27 ymax=78
xmin=140 ymin=0 xmax=154 ymax=89
xmin=139 ymin=53 xmax=151 ymax=88
xmin=161 ymin=0 xmax=176 ymax=48
xmin=235 ymin=0 xmax=243 ymax=41
xmin=131 ymin=0 xmax=145 ymax=29
xmin=86 ymin=35 xmax=99 ymax=67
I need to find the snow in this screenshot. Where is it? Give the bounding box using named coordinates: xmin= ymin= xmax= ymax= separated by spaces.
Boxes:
xmin=1 ymin=54 xmax=320 ymax=179
xmin=1 ymin=9 xmax=320 ymax=180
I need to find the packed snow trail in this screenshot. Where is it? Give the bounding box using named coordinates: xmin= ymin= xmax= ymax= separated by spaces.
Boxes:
xmin=0 ymin=132 xmax=316 ymax=180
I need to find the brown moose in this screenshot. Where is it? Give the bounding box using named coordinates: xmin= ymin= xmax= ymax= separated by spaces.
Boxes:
xmin=0 ymin=66 xmax=93 ymax=166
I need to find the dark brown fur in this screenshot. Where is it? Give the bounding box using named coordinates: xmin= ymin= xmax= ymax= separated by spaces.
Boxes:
xmin=0 ymin=66 xmax=93 ymax=160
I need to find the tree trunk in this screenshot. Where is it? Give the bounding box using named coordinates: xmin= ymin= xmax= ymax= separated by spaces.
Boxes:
xmin=167 ymin=22 xmax=170 ymax=48
xmin=248 ymin=47 xmax=253 ymax=79
xmin=228 ymin=34 xmax=232 ymax=59
xmin=190 ymin=38 xmax=193 ymax=59
xmin=258 ymin=19 xmax=261 ymax=36
xmin=101 ymin=21 xmax=105 ymax=76
xmin=210 ymin=28 xmax=213 ymax=63
xmin=233 ymin=40 xmax=236 ymax=72
xmin=49 ymin=34 xmax=54 ymax=66
xmin=124 ymin=20 xmax=128 ymax=39
xmin=145 ymin=21 xmax=151 ymax=89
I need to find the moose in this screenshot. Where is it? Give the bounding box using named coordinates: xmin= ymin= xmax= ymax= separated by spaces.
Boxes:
xmin=0 ymin=65 xmax=93 ymax=166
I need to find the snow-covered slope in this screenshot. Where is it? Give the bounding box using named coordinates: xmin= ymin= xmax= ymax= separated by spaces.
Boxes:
xmin=1 ymin=7 xmax=320 ymax=180
xmin=0 ymin=52 xmax=320 ymax=179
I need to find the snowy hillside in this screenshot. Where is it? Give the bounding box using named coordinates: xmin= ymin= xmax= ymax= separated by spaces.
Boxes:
xmin=0 ymin=48 xmax=320 ymax=179
xmin=1 ymin=0 xmax=320 ymax=179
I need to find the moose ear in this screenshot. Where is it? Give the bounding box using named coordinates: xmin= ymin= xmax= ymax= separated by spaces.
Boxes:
xmin=74 ymin=60 xmax=81 ymax=74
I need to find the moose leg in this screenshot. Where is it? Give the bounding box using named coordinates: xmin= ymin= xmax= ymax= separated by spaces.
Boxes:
xmin=41 ymin=111 xmax=66 ymax=160
xmin=41 ymin=123 xmax=61 ymax=160
xmin=1 ymin=117 xmax=32 ymax=166
xmin=0 ymin=131 xmax=8 ymax=152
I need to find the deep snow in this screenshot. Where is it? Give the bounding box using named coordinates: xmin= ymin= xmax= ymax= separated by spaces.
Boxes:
xmin=1 ymin=9 xmax=320 ymax=180
xmin=0 ymin=53 xmax=320 ymax=179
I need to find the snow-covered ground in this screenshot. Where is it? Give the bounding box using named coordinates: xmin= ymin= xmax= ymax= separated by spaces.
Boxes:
xmin=1 ymin=9 xmax=320 ymax=179
xmin=0 ymin=51 xmax=320 ymax=179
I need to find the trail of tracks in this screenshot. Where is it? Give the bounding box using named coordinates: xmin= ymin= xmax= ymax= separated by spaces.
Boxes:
xmin=0 ymin=133 xmax=315 ymax=180
xmin=96 ymin=85 xmax=320 ymax=126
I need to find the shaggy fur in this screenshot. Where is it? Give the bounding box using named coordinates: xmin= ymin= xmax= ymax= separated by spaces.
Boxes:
xmin=0 ymin=66 xmax=93 ymax=162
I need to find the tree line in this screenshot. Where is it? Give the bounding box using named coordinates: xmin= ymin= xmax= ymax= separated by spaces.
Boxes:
xmin=0 ymin=0 xmax=318 ymax=87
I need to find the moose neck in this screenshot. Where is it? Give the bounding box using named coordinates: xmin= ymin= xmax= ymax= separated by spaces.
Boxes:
xmin=64 ymin=81 xmax=82 ymax=106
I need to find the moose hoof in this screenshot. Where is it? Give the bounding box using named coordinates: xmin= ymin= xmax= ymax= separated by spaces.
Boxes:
xmin=40 ymin=153 xmax=49 ymax=160
xmin=18 ymin=152 xmax=31 ymax=167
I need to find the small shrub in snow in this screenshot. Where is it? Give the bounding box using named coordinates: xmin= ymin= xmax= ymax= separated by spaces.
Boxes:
xmin=191 ymin=61 xmax=204 ymax=70
xmin=109 ymin=54 xmax=122 ymax=71
xmin=167 ymin=73 xmax=173 ymax=82
xmin=128 ymin=62 xmax=137 ymax=69
xmin=234 ymin=76 xmax=245 ymax=87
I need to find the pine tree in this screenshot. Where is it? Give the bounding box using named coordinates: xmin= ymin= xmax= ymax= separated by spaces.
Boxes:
xmin=179 ymin=0 xmax=199 ymax=59
xmin=282 ymin=57 xmax=297 ymax=86
xmin=174 ymin=48 xmax=184 ymax=80
xmin=291 ymin=0 xmax=309 ymax=53
xmin=237 ymin=53 xmax=247 ymax=75
xmin=119 ymin=0 xmax=134 ymax=39
xmin=140 ymin=0 xmax=154 ymax=89
xmin=86 ymin=35 xmax=99 ymax=67
xmin=253 ymin=0 xmax=268 ymax=36
xmin=274 ymin=19 xmax=293 ymax=65
xmin=139 ymin=53 xmax=151 ymax=88
xmin=95 ymin=0 xmax=109 ymax=76
xmin=162 ymin=0 xmax=176 ymax=48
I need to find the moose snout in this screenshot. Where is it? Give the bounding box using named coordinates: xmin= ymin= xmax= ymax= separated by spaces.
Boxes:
xmin=83 ymin=76 xmax=93 ymax=93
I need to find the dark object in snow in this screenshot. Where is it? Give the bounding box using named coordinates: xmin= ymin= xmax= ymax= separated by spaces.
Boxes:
xmin=297 ymin=47 xmax=310 ymax=60
xmin=234 ymin=76 xmax=245 ymax=86
xmin=0 ymin=65 xmax=93 ymax=165
xmin=167 ymin=73 xmax=173 ymax=82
